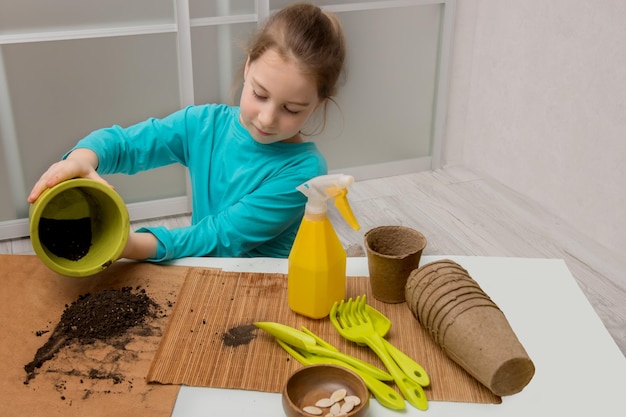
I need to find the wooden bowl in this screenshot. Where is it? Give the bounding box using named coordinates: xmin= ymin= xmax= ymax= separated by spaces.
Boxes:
xmin=282 ymin=364 xmax=370 ymax=417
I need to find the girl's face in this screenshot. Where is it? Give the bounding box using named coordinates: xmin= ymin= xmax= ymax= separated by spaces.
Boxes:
xmin=240 ymin=49 xmax=321 ymax=144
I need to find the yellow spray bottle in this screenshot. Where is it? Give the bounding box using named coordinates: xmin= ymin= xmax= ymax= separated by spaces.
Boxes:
xmin=287 ymin=174 xmax=360 ymax=319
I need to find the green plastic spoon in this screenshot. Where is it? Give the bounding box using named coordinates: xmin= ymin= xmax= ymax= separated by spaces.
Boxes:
xmin=254 ymin=321 xmax=392 ymax=381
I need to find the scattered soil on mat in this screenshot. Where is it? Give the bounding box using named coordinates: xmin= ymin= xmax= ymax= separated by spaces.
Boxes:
xmin=24 ymin=286 xmax=159 ymax=384
xmin=39 ymin=217 xmax=92 ymax=261
xmin=222 ymin=324 xmax=257 ymax=347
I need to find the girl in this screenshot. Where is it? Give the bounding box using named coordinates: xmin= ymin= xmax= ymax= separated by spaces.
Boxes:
xmin=27 ymin=3 xmax=346 ymax=262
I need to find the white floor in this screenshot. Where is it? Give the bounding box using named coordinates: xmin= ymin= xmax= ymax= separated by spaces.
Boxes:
xmin=2 ymin=166 xmax=624 ymax=356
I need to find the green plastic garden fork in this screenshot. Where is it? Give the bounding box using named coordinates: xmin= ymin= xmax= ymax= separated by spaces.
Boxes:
xmin=330 ymin=296 xmax=429 ymax=411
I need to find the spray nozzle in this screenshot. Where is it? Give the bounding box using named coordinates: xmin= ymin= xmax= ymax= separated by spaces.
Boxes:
xmin=297 ymin=174 xmax=360 ymax=230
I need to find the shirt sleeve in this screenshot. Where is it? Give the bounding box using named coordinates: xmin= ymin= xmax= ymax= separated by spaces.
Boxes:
xmin=65 ymin=108 xmax=192 ymax=173
xmin=138 ymin=162 xmax=321 ymax=260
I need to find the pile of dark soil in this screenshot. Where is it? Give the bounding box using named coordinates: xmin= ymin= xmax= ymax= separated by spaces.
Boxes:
xmin=38 ymin=217 xmax=92 ymax=261
xmin=24 ymin=286 xmax=159 ymax=384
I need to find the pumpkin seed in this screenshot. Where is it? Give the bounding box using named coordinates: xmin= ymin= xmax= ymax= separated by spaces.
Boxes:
xmin=330 ymin=388 xmax=347 ymax=402
xmin=302 ymin=405 xmax=323 ymax=415
xmin=340 ymin=401 xmax=355 ymax=413
xmin=344 ymin=395 xmax=361 ymax=406
xmin=315 ymin=397 xmax=335 ymax=408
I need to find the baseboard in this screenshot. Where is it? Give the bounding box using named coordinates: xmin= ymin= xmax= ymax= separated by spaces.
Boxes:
xmin=330 ymin=156 xmax=432 ymax=181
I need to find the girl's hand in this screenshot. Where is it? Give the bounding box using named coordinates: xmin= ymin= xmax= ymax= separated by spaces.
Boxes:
xmin=27 ymin=148 xmax=111 ymax=203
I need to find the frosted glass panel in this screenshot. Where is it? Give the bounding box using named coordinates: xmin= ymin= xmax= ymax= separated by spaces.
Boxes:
xmin=310 ymin=5 xmax=441 ymax=170
xmin=190 ymin=0 xmax=256 ymax=19
xmin=0 ymin=0 xmax=174 ymax=34
xmin=191 ymin=23 xmax=257 ymax=104
xmin=2 ymin=33 xmax=186 ymax=218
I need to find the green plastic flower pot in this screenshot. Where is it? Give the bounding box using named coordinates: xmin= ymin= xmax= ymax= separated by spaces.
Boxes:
xmin=29 ymin=178 xmax=129 ymax=277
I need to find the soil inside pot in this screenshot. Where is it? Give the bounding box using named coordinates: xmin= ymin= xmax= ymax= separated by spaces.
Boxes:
xmin=39 ymin=217 xmax=92 ymax=261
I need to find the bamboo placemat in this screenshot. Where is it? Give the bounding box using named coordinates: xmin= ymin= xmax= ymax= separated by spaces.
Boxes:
xmin=147 ymin=267 xmax=500 ymax=404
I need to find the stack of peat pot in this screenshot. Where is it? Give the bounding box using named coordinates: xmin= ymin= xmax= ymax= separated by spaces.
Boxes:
xmin=405 ymin=259 xmax=535 ymax=396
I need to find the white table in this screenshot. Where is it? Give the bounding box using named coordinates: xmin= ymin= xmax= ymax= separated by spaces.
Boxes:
xmin=168 ymin=256 xmax=626 ymax=417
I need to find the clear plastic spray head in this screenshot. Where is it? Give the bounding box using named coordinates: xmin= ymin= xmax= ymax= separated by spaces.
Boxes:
xmin=297 ymin=174 xmax=360 ymax=230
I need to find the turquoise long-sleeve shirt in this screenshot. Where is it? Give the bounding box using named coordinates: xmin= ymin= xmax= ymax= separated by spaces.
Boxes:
xmin=67 ymin=104 xmax=327 ymax=261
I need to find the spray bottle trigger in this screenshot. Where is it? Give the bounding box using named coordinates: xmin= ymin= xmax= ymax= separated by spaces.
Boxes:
xmin=334 ymin=189 xmax=360 ymax=231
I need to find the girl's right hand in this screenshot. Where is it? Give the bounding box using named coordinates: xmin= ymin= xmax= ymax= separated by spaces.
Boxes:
xmin=27 ymin=148 xmax=112 ymax=203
